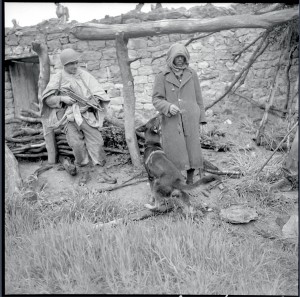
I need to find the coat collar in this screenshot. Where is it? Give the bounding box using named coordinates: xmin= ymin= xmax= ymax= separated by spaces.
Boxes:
xmin=162 ymin=66 xmax=193 ymax=88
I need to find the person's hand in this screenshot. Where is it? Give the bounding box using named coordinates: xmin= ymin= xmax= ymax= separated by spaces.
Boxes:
xmin=200 ymin=124 xmax=207 ymax=135
xmin=60 ymin=96 xmax=76 ymax=105
xmin=169 ymin=104 xmax=180 ymax=115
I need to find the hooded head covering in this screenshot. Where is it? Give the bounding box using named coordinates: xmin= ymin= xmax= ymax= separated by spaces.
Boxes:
xmin=166 ymin=43 xmax=190 ymax=78
xmin=60 ymin=48 xmax=80 ymax=66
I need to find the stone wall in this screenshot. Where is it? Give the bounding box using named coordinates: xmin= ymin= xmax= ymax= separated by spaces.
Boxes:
xmin=4 ymin=10 xmax=298 ymax=121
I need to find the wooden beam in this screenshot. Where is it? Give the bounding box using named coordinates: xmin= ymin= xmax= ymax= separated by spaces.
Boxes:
xmin=71 ymin=8 xmax=298 ymax=40
xmin=32 ymin=41 xmax=58 ymax=164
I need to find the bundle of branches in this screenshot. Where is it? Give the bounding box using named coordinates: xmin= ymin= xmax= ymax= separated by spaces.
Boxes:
xmin=6 ymin=115 xmax=238 ymax=160
xmin=54 ymin=122 xmax=134 ymax=158
xmin=5 ymin=121 xmax=47 ymax=159
xmin=200 ymin=134 xmax=234 ymax=152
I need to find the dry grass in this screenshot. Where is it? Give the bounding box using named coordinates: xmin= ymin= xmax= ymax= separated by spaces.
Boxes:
xmin=5 ymin=174 xmax=298 ymax=295
xmin=5 ymin=212 xmax=298 ymax=294
xmin=5 ymin=113 xmax=298 ymax=295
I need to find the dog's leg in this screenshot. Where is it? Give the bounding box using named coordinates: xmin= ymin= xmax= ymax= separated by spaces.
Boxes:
xmin=145 ymin=181 xmax=172 ymax=211
xmin=149 ymin=179 xmax=155 ymax=203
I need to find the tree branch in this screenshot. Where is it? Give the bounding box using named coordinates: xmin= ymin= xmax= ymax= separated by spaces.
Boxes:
xmin=97 ymin=177 xmax=148 ymax=193
xmin=254 ymin=3 xmax=285 ymax=15
xmin=255 ymin=32 xmax=289 ymax=144
xmin=205 ymin=31 xmax=270 ymax=110
xmin=16 ymin=115 xmax=42 ymax=123
xmin=128 ymin=56 xmax=142 ymax=65
xmin=234 ymin=92 xmax=287 ymax=116
xmin=256 ymin=121 xmax=298 ymax=176
xmin=20 ymin=108 xmax=41 ymax=118
xmin=232 ymin=31 xmax=265 ymax=63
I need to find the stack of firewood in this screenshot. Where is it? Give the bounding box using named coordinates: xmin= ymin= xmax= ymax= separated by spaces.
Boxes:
xmin=5 ymin=119 xmax=136 ymax=160
xmin=6 ymin=117 xmax=239 ymax=161
xmin=6 ymin=122 xmax=47 ymax=158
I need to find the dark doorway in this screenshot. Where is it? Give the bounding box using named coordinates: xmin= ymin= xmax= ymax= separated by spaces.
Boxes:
xmin=7 ymin=57 xmax=39 ymax=118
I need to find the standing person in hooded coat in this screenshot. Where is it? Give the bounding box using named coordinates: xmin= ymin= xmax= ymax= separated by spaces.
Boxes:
xmin=152 ymin=43 xmax=207 ymax=184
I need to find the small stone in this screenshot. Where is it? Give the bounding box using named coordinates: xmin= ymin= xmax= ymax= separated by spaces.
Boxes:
xmin=220 ymin=205 xmax=258 ymax=224
xmin=282 ymin=215 xmax=298 ymax=239
xmin=218 ymin=184 xmax=224 ymax=190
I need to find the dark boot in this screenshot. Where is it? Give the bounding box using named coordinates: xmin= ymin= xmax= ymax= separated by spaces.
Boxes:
xmin=186 ymin=168 xmax=195 ymax=185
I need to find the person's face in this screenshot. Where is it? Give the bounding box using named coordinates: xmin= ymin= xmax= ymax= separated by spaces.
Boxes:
xmin=64 ymin=61 xmax=79 ymax=74
xmin=174 ymin=55 xmax=186 ymax=67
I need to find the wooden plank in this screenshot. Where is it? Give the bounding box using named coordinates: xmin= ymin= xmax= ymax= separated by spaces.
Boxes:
xmin=9 ymin=62 xmax=39 ymax=118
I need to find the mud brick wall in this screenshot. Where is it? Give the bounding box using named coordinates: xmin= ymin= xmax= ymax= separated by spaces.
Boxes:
xmin=5 ymin=14 xmax=299 ymax=121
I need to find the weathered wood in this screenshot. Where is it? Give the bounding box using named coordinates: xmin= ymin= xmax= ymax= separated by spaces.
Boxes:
xmin=32 ymin=41 xmax=57 ymax=164
xmin=20 ymin=108 xmax=41 ymax=118
xmin=206 ymin=30 xmax=270 ymax=111
xmin=72 ymin=8 xmax=299 ymax=40
xmin=232 ymin=31 xmax=265 ymax=63
xmin=93 ymin=205 xmax=172 ymax=229
xmin=235 ymin=92 xmax=287 ymax=116
xmin=14 ymin=152 xmax=48 ymax=158
xmin=5 ymin=118 xmax=22 ymax=124
xmin=12 ymin=127 xmax=43 ymax=138
xmin=283 ymin=45 xmax=297 ymax=116
xmin=115 ymin=33 xmax=142 ymax=167
xmin=10 ymin=142 xmax=45 ymax=153
xmin=104 ymin=147 xmax=129 ymax=154
xmin=5 ymin=135 xmax=45 ymax=143
xmin=97 ymin=177 xmax=148 ymax=193
xmin=255 ymin=35 xmax=289 ymax=145
xmin=9 ymin=62 xmax=40 ymax=118
xmin=255 ymin=3 xmax=285 ymax=15
xmin=16 ymin=115 xmax=41 ymax=123
xmin=256 ymin=121 xmax=298 ymax=176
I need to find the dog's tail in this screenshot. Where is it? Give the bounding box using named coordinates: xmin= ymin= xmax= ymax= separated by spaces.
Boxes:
xmin=175 ymin=174 xmax=221 ymax=190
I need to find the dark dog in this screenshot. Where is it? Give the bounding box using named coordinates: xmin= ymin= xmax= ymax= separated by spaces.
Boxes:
xmin=136 ymin=115 xmax=220 ymax=213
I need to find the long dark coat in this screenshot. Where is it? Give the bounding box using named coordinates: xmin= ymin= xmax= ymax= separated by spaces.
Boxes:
xmin=152 ymin=66 xmax=207 ymax=171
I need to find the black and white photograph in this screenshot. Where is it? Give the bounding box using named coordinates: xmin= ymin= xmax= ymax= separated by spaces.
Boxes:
xmin=4 ymin=2 xmax=298 ymax=294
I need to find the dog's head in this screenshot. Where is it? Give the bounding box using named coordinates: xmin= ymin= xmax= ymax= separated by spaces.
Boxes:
xmin=136 ymin=115 xmax=161 ymax=144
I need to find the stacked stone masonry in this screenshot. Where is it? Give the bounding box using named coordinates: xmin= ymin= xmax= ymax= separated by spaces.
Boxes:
xmin=5 ymin=17 xmax=298 ymax=120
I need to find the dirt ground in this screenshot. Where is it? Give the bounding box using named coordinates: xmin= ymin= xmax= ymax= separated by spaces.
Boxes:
xmin=18 ymin=100 xmax=298 ymax=235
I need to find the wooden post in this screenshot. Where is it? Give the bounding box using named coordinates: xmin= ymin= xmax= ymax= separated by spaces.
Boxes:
xmin=115 ymin=33 xmax=141 ymax=167
xmin=32 ymin=41 xmax=58 ymax=164
xmin=255 ymin=37 xmax=289 ymax=145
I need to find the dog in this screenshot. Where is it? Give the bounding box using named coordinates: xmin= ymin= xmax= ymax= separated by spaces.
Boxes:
xmin=136 ymin=115 xmax=221 ymax=214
